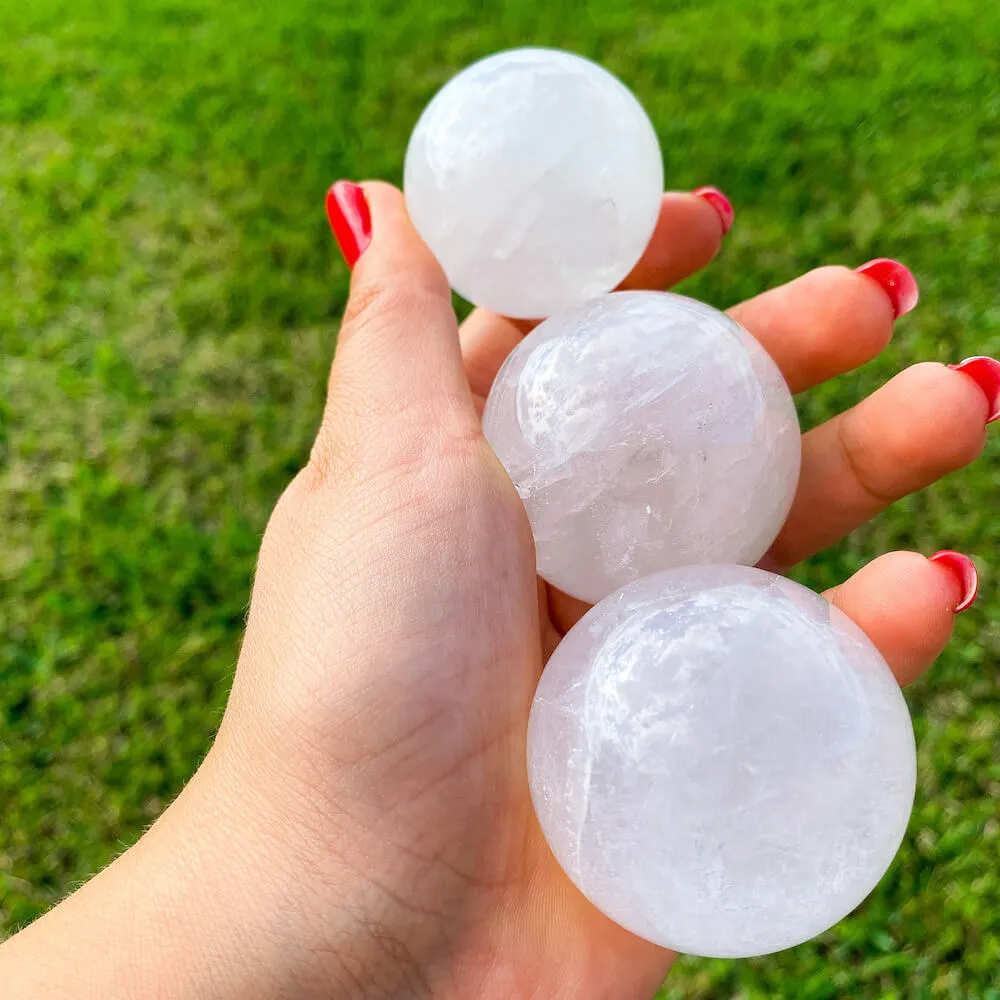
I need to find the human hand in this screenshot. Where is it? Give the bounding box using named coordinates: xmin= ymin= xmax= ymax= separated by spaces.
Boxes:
xmin=3 ymin=181 xmax=993 ymax=1000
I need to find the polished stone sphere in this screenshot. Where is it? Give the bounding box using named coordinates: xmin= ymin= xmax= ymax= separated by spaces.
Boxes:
xmin=404 ymin=48 xmax=663 ymax=319
xmin=482 ymin=291 xmax=801 ymax=604
xmin=528 ymin=565 xmax=917 ymax=958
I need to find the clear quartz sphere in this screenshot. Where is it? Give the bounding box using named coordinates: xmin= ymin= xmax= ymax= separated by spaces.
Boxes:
xmin=404 ymin=48 xmax=663 ymax=319
xmin=528 ymin=565 xmax=917 ymax=959
xmin=482 ymin=291 xmax=801 ymax=604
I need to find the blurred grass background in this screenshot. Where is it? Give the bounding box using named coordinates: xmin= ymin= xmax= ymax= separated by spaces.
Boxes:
xmin=1 ymin=0 xmax=999 ymax=995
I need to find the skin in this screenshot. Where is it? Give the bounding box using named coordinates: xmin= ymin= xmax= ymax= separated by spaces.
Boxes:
xmin=0 ymin=182 xmax=990 ymax=999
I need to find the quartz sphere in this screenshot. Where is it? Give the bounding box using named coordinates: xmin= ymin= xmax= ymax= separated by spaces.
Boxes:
xmin=482 ymin=291 xmax=801 ymax=604
xmin=404 ymin=48 xmax=663 ymax=319
xmin=528 ymin=565 xmax=917 ymax=958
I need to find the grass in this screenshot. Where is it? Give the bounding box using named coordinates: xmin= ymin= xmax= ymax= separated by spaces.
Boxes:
xmin=1 ymin=0 xmax=999 ymax=995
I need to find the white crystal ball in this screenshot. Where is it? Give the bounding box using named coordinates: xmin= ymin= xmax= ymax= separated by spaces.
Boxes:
xmin=482 ymin=291 xmax=801 ymax=604
xmin=404 ymin=48 xmax=663 ymax=319
xmin=528 ymin=565 xmax=917 ymax=958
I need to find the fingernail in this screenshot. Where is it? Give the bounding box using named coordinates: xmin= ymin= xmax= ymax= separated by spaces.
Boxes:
xmin=693 ymin=186 xmax=734 ymax=236
xmin=325 ymin=181 xmax=372 ymax=268
xmin=929 ymin=550 xmax=979 ymax=613
xmin=948 ymin=356 xmax=1000 ymax=425
xmin=855 ymin=258 xmax=919 ymax=318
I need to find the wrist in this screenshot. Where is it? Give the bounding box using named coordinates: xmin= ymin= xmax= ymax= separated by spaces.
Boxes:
xmin=0 ymin=744 xmax=362 ymax=1000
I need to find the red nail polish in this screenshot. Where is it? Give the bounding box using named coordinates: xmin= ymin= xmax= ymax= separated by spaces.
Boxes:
xmin=692 ymin=186 xmax=734 ymax=236
xmin=325 ymin=181 xmax=372 ymax=268
xmin=929 ymin=550 xmax=979 ymax=613
xmin=855 ymin=258 xmax=919 ymax=318
xmin=948 ymin=356 xmax=1000 ymax=425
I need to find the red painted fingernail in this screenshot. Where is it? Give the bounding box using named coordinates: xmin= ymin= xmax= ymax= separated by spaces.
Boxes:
xmin=693 ymin=186 xmax=734 ymax=236
xmin=948 ymin=356 xmax=1000 ymax=425
xmin=929 ymin=550 xmax=979 ymax=613
xmin=325 ymin=181 xmax=372 ymax=268
xmin=855 ymin=258 xmax=919 ymax=318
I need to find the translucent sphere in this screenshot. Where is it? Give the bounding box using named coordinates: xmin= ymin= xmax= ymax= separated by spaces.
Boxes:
xmin=528 ymin=565 xmax=916 ymax=958
xmin=404 ymin=48 xmax=663 ymax=319
xmin=482 ymin=292 xmax=801 ymax=604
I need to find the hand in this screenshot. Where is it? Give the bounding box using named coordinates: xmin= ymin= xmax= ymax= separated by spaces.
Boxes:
xmin=2 ymin=181 xmax=992 ymax=1000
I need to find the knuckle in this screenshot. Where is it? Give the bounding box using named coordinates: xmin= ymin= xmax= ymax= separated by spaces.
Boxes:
xmin=307 ymin=398 xmax=484 ymax=505
xmin=341 ymin=276 xmax=397 ymax=331
xmin=306 ymin=397 xmax=366 ymax=490
xmin=838 ymin=411 xmax=907 ymax=505
xmin=341 ymin=277 xmax=446 ymax=342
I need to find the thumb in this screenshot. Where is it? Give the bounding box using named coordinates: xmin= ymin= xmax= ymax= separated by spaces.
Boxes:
xmin=324 ymin=180 xmax=473 ymax=419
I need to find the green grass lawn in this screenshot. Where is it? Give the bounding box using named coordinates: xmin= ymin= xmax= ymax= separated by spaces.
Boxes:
xmin=2 ymin=0 xmax=999 ymax=995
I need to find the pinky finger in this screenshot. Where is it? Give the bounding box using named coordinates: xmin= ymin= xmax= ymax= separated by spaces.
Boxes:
xmin=823 ymin=550 xmax=979 ymax=688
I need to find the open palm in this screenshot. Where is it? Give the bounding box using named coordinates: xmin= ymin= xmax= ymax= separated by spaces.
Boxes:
xmin=198 ymin=180 xmax=991 ymax=999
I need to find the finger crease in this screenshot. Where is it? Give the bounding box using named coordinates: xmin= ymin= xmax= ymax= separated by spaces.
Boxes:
xmin=836 ymin=417 xmax=903 ymax=508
